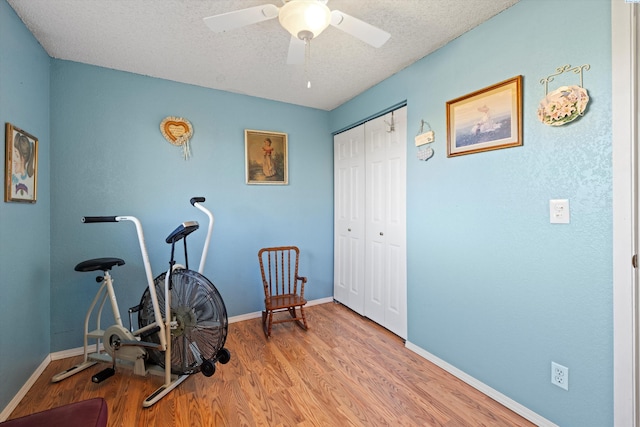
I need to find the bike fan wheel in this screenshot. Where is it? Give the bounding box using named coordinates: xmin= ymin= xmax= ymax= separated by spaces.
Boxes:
xmin=138 ymin=268 xmax=228 ymax=375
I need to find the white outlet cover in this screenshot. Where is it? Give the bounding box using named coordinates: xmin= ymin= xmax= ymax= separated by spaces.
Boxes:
xmin=549 ymin=199 xmax=570 ymax=224
xmin=551 ymin=361 xmax=569 ymax=390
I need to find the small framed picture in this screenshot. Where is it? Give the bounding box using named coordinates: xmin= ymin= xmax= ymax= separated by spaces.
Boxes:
xmin=446 ymin=75 xmax=523 ymax=157
xmin=5 ymin=123 xmax=38 ymax=203
xmin=245 ymin=129 xmax=288 ymax=185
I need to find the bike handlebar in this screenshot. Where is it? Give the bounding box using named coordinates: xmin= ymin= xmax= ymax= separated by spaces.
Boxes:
xmin=82 ymin=216 xmax=118 ymax=223
xmin=190 ymin=197 xmax=205 ymax=206
xmin=82 ymin=197 xmax=212 ymax=275
xmin=84 ymin=198 xmax=206 ymax=220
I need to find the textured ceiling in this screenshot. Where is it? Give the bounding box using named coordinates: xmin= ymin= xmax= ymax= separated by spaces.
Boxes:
xmin=7 ymin=0 xmax=519 ymax=111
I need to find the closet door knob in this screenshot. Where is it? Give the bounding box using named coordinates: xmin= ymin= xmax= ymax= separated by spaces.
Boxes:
xmin=379 ymin=232 xmax=384 ymax=236
xmin=348 ymin=228 xmax=351 ymax=232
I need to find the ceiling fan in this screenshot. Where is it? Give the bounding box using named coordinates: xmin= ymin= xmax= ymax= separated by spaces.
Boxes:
xmin=203 ymin=0 xmax=391 ymax=65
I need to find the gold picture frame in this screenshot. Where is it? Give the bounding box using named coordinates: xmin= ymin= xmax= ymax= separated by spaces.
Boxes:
xmin=5 ymin=123 xmax=38 ymax=203
xmin=447 ymin=75 xmax=523 ymax=157
xmin=245 ymin=129 xmax=288 ymax=185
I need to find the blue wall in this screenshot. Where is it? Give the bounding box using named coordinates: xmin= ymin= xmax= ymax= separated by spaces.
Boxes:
xmin=0 ymin=0 xmax=51 ymax=412
xmin=49 ymin=61 xmax=334 ymax=350
xmin=1 ymin=0 xmax=616 ymax=425
xmin=331 ymin=1 xmax=612 ymax=426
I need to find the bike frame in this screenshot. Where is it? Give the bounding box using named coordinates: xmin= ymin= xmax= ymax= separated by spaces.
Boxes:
xmin=51 ymin=198 xmax=217 ymax=408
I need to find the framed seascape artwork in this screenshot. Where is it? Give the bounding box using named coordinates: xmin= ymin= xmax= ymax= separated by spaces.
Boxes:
xmin=446 ymin=75 xmax=523 ymax=157
xmin=245 ymin=129 xmax=288 ymax=185
xmin=4 ymin=123 xmax=38 ymax=203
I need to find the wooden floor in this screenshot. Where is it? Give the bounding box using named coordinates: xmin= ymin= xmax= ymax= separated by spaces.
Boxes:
xmin=9 ymin=302 xmax=535 ymax=426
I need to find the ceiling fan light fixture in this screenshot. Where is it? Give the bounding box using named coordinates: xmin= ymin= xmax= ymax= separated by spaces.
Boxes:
xmin=279 ymin=0 xmax=331 ymax=40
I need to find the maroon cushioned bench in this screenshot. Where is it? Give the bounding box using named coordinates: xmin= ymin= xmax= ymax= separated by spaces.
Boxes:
xmin=2 ymin=398 xmax=107 ymax=427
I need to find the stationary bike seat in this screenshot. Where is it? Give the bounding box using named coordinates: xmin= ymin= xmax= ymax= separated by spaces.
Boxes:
xmin=75 ymin=257 xmax=125 ymax=272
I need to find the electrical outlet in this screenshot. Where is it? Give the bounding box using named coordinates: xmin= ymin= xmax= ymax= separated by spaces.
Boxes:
xmin=551 ymin=362 xmax=569 ymax=390
xmin=549 ymin=199 xmax=570 ymax=224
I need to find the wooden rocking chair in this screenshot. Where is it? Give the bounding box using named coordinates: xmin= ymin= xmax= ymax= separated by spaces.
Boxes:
xmin=258 ymin=246 xmax=308 ymax=338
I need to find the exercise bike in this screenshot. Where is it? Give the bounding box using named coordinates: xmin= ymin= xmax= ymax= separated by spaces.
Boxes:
xmin=52 ymin=197 xmax=230 ymax=407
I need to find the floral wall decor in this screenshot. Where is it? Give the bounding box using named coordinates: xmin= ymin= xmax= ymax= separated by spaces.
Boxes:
xmin=537 ymin=64 xmax=590 ymax=126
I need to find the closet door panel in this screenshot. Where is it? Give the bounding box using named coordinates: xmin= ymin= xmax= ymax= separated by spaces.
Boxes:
xmin=334 ymin=145 xmax=350 ymax=305
xmin=334 ymin=125 xmax=365 ymax=314
xmin=364 ymin=113 xmax=391 ymax=328
xmin=381 ymin=107 xmax=407 ymax=338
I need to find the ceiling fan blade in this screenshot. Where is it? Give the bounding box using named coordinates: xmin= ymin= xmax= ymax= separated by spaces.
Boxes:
xmin=203 ymin=4 xmax=279 ymax=33
xmin=287 ymin=36 xmax=305 ymax=65
xmin=330 ymin=10 xmax=390 ymax=48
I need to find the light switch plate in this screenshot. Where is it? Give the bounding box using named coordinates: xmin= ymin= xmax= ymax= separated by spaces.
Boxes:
xmin=550 ymin=199 xmax=570 ymax=224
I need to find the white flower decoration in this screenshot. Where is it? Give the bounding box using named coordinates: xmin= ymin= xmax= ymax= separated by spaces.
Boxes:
xmin=537 ymin=85 xmax=589 ymax=126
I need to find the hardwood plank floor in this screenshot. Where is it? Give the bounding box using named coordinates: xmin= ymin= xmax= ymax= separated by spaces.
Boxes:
xmin=8 ymin=302 xmax=535 ymax=426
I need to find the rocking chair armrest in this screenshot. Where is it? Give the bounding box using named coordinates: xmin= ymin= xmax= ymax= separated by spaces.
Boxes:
xmin=296 ymin=275 xmax=307 ymax=295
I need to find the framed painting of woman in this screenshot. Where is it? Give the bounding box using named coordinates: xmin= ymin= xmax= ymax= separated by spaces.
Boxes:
xmin=4 ymin=123 xmax=38 ymax=203
xmin=244 ymin=129 xmax=288 ymax=185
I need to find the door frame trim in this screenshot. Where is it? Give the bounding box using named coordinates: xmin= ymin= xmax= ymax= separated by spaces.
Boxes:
xmin=613 ymin=2 xmax=638 ymax=425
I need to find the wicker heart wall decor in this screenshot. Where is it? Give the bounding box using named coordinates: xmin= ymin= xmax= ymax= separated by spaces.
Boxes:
xmin=160 ymin=116 xmax=193 ymax=159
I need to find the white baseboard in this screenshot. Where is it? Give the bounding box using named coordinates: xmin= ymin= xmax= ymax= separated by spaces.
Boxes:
xmin=405 ymin=341 xmax=558 ymax=427
xmin=0 ymin=355 xmax=51 ymax=422
xmin=228 ymin=296 xmax=334 ymax=323
xmin=307 ymin=296 xmax=334 ymax=306
xmin=50 ymin=344 xmax=101 ymax=361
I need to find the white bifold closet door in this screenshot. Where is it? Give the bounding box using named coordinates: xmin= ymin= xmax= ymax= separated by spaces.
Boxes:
xmin=334 ymin=106 xmax=407 ymax=339
xmin=334 ymin=123 xmax=366 ymax=315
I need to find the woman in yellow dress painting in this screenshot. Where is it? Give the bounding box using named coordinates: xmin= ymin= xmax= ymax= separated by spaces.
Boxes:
xmin=262 ymin=138 xmax=276 ymax=178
